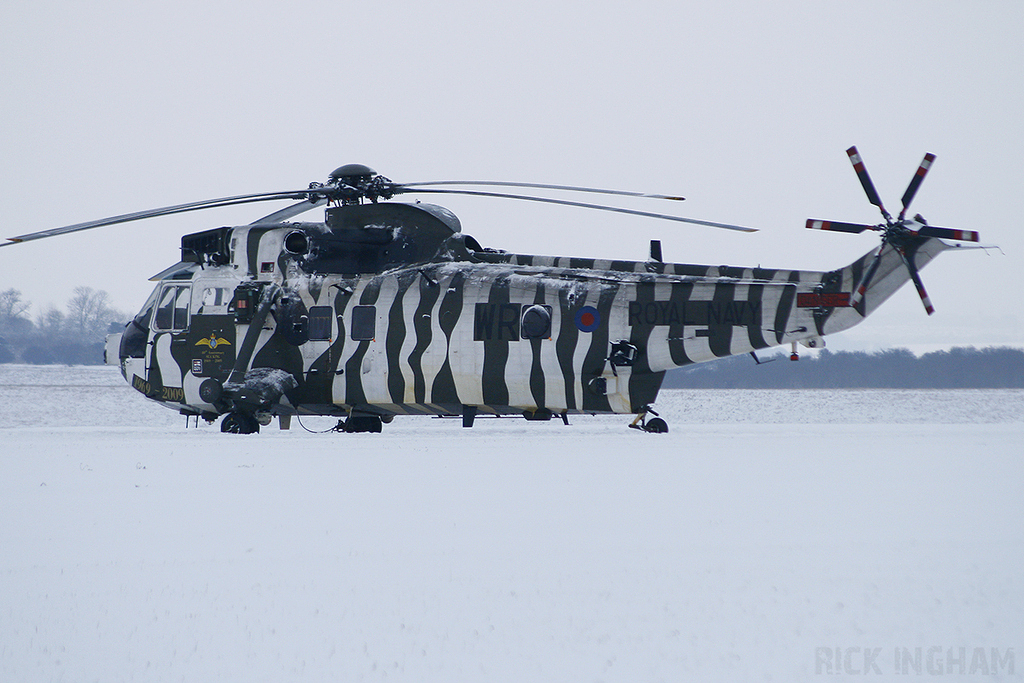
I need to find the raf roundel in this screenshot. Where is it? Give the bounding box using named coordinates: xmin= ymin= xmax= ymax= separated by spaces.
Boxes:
xmin=575 ymin=306 xmax=601 ymax=333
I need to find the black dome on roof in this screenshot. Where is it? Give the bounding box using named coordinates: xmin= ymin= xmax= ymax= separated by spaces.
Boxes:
xmin=329 ymin=164 xmax=376 ymax=182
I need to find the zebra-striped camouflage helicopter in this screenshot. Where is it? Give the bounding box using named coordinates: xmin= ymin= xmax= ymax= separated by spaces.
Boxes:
xmin=3 ymin=147 xmax=981 ymax=434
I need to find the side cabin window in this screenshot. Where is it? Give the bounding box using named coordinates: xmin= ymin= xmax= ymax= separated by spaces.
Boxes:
xmin=350 ymin=305 xmax=375 ymax=341
xmin=308 ymin=306 xmax=333 ymax=341
xmin=196 ymin=286 xmax=232 ymax=314
xmin=154 ymin=284 xmax=191 ymax=331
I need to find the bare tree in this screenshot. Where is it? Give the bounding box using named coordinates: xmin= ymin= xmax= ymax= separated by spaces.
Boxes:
xmin=35 ymin=306 xmax=66 ymax=336
xmin=0 ymin=288 xmax=31 ymax=326
xmin=64 ymin=286 xmax=126 ymax=339
xmin=66 ymin=287 xmax=107 ymax=335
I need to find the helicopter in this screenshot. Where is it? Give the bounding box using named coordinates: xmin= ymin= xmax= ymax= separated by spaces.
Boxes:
xmin=2 ymin=147 xmax=981 ymax=434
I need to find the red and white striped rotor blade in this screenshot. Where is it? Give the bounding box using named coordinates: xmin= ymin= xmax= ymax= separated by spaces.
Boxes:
xmin=806 ymin=219 xmax=875 ymax=234
xmin=916 ymin=225 xmax=980 ymax=242
xmin=847 ymin=146 xmax=889 ymax=218
xmin=850 ymin=245 xmax=886 ymax=310
xmin=899 ymin=152 xmax=936 ymax=220
xmin=897 ymin=248 xmax=936 ymax=316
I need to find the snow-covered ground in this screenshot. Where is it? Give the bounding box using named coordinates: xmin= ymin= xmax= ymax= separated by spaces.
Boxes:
xmin=2 ymin=365 xmax=1022 ymax=682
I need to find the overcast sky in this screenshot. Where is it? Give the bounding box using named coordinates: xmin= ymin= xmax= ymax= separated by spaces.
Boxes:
xmin=2 ymin=0 xmax=1021 ymax=352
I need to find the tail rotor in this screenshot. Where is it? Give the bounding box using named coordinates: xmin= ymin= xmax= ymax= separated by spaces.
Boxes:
xmin=806 ymin=146 xmax=979 ymax=315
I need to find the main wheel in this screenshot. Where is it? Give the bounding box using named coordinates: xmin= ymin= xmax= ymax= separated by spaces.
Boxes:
xmin=343 ymin=415 xmax=383 ymax=433
xmin=644 ymin=417 xmax=669 ymax=434
xmin=221 ymin=412 xmax=260 ymax=434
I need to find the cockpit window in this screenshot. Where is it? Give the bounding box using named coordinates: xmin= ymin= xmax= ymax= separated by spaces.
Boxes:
xmin=133 ymin=285 xmax=161 ymax=329
xmin=154 ymin=284 xmax=191 ymax=331
xmin=121 ymin=285 xmax=162 ymax=359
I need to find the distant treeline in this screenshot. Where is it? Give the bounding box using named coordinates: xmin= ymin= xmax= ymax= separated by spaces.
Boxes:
xmin=0 ymin=287 xmax=126 ymax=365
xmin=663 ymin=347 xmax=1024 ymax=389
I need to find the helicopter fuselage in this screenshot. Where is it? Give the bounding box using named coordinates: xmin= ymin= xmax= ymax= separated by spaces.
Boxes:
xmin=108 ymin=201 xmax=950 ymax=430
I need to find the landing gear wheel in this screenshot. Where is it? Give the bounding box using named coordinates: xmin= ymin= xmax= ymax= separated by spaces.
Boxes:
xmin=628 ymin=407 xmax=669 ymax=434
xmin=342 ymin=415 xmax=383 ymax=433
xmin=644 ymin=417 xmax=669 ymax=434
xmin=221 ymin=412 xmax=260 ymax=434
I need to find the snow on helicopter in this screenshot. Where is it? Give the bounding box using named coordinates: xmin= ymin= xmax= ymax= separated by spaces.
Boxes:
xmin=2 ymin=147 xmax=981 ymax=434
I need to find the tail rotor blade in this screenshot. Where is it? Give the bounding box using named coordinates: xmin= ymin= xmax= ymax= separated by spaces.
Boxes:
xmin=899 ymin=152 xmax=936 ymax=220
xmin=897 ymin=248 xmax=936 ymax=315
xmin=846 ymin=146 xmax=890 ymax=220
xmin=806 ymin=219 xmax=876 ymax=234
xmin=850 ymin=244 xmax=886 ymax=309
xmin=916 ymin=225 xmax=980 ymax=242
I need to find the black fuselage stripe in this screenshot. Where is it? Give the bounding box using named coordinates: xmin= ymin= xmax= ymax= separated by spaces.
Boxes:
xmin=386 ymin=272 xmax=417 ymax=404
xmin=409 ymin=275 xmax=441 ymax=404
xmin=431 ymin=271 xmax=465 ymax=405
xmin=481 ymin=276 xmax=512 ymax=406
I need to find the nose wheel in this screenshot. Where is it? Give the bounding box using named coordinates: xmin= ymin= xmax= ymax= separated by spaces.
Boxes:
xmin=629 ymin=407 xmax=668 ymax=433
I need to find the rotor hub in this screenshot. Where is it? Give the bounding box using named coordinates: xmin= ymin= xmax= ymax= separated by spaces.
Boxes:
xmin=320 ymin=164 xmax=397 ymax=205
xmin=329 ymin=163 xmax=377 ymax=186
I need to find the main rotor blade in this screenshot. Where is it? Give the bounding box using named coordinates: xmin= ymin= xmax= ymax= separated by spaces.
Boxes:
xmin=401 ymin=180 xmax=685 ymax=202
xmin=899 ymin=152 xmax=935 ymax=220
xmin=806 ymin=219 xmax=877 ymax=234
xmin=896 ymin=247 xmax=936 ymax=315
xmin=846 ymin=146 xmax=890 ymax=220
xmin=2 ymin=190 xmax=311 ymax=246
xmin=250 ymin=197 xmax=328 ymax=224
xmin=916 ymin=225 xmax=979 ymax=242
xmin=397 ymin=187 xmax=757 ymax=232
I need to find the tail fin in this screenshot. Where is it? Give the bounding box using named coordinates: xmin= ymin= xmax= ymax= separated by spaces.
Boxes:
xmin=821 ymin=236 xmax=951 ymax=336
